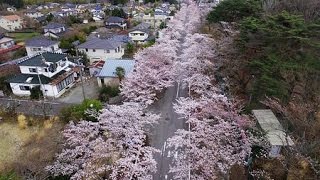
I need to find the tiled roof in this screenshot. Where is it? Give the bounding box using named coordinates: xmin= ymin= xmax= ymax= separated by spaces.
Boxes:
xmin=0 ymin=37 xmax=13 ymax=44
xmin=106 ymin=16 xmax=125 ymax=23
xmin=77 ymin=37 xmax=122 ymax=50
xmin=2 ymin=15 xmax=21 ymax=21
xmin=43 ymin=22 xmax=65 ymax=29
xmin=19 ymin=52 xmax=67 ymax=67
xmin=7 ymin=73 xmax=52 ymax=84
xmin=129 ymin=23 xmax=151 ymax=34
xmin=7 ymin=70 xmax=69 ymax=85
xmin=25 ymin=36 xmax=58 ymax=47
xmin=98 ymin=59 xmax=135 ymax=78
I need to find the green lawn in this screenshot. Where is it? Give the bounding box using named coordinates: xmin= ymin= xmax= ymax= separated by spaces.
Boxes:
xmin=8 ymin=32 xmax=40 ymax=43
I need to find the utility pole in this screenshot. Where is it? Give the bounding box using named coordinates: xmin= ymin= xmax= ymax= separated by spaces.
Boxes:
xmin=76 ymin=49 xmax=86 ymax=101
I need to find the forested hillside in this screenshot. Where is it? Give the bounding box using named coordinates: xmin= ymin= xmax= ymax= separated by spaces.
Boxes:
xmin=207 ymin=0 xmax=320 ymax=178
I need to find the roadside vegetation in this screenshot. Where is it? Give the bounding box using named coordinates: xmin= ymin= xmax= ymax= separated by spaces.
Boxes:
xmin=0 ymin=111 xmax=64 ymax=180
xmin=207 ymin=0 xmax=320 ymax=178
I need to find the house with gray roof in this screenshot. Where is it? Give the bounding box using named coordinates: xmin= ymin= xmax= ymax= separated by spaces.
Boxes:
xmin=96 ymin=59 xmax=135 ymax=87
xmin=106 ymin=16 xmax=127 ymax=29
xmin=77 ymin=37 xmax=124 ymax=64
xmin=43 ymin=23 xmax=67 ymax=39
xmin=128 ymin=23 xmax=151 ymax=44
xmin=7 ymin=52 xmax=77 ymax=98
xmin=25 ymin=36 xmax=62 ymax=56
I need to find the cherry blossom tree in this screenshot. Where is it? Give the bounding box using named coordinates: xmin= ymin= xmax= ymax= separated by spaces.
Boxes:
xmin=47 ymin=103 xmax=160 ymax=180
xmin=121 ymin=44 xmax=178 ymax=106
xmin=168 ymin=97 xmax=252 ymax=179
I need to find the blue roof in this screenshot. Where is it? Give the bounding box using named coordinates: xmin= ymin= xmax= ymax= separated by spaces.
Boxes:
xmin=98 ymin=59 xmax=135 ymax=78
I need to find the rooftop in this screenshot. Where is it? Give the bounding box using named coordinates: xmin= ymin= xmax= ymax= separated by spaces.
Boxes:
xmin=77 ymin=37 xmax=122 ymax=50
xmin=1 ymin=15 xmax=21 ymax=21
xmin=25 ymin=36 xmax=58 ymax=47
xmin=253 ymin=109 xmax=294 ymax=146
xmin=19 ymin=52 xmax=67 ymax=67
xmin=43 ymin=22 xmax=65 ymax=29
xmin=98 ymin=59 xmax=135 ymax=78
xmin=7 ymin=70 xmax=70 ymax=85
xmin=0 ymin=37 xmax=13 ymax=44
xmin=106 ymin=16 xmax=125 ymax=23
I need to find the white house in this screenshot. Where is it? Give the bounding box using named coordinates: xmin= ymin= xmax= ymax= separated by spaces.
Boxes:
xmin=77 ymin=37 xmax=124 ymax=64
xmin=25 ymin=10 xmax=44 ymax=18
xmin=97 ymin=59 xmax=135 ymax=87
xmin=7 ymin=7 xmax=17 ymax=12
xmin=106 ymin=16 xmax=127 ymax=29
xmin=25 ymin=37 xmax=62 ymax=56
xmin=0 ymin=36 xmax=15 ymax=49
xmin=0 ymin=15 xmax=23 ymax=31
xmin=128 ymin=23 xmax=151 ymax=44
xmin=253 ymin=109 xmax=294 ymax=157
xmin=43 ymin=23 xmax=67 ymax=39
xmin=7 ymin=52 xmax=77 ymax=98
xmin=142 ymin=13 xmax=169 ymax=28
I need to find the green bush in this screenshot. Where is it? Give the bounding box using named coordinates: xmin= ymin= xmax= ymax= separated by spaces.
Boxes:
xmin=30 ymin=86 xmax=43 ymax=100
xmin=207 ymin=0 xmax=261 ymax=23
xmin=98 ymin=85 xmax=120 ymax=102
xmin=0 ymin=171 xmax=19 ymax=180
xmin=60 ymin=99 xmax=103 ymax=122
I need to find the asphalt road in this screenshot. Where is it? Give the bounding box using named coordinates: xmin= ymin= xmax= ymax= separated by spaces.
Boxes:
xmin=150 ymin=82 xmax=188 ymax=180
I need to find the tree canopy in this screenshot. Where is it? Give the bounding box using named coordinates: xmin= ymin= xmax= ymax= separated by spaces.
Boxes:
xmin=207 ymin=0 xmax=261 ymax=23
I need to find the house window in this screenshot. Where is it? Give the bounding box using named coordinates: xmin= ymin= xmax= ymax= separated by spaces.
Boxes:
xmin=19 ymin=85 xmax=30 ymax=91
xmin=32 ymin=47 xmax=41 ymax=51
xmin=107 ymin=50 xmax=110 ymax=53
xmin=29 ymin=68 xmax=37 ymax=73
xmin=93 ymin=49 xmax=96 ymax=52
xmin=140 ymin=33 xmax=144 ymax=36
xmin=85 ymin=48 xmax=88 ymax=52
xmin=44 ymin=68 xmax=48 ymax=72
xmin=56 ymin=75 xmax=74 ymax=92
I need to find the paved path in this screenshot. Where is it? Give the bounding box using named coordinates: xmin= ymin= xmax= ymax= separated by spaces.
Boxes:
xmin=151 ymin=82 xmax=188 ymax=180
xmin=57 ymin=77 xmax=99 ymax=104
xmin=151 ymin=6 xmax=190 ymax=179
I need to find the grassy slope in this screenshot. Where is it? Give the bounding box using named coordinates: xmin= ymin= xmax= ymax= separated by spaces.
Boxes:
xmin=8 ymin=32 xmax=40 ymax=44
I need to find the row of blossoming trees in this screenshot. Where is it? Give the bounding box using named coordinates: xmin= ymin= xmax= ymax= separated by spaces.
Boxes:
xmin=46 ymin=1 xmax=257 ymax=179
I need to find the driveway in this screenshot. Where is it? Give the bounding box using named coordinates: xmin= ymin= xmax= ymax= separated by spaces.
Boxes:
xmin=57 ymin=77 xmax=100 ymax=104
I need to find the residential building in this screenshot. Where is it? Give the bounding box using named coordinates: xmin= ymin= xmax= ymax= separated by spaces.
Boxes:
xmin=43 ymin=23 xmax=67 ymax=39
xmin=106 ymin=16 xmax=127 ymax=29
xmin=97 ymin=59 xmax=135 ymax=87
xmin=25 ymin=37 xmax=62 ymax=56
xmin=253 ymin=109 xmax=294 ymax=157
xmin=7 ymin=52 xmax=77 ymax=98
xmin=25 ymin=10 xmax=44 ymax=18
xmin=0 ymin=35 xmax=15 ymax=49
xmin=88 ymin=60 xmax=105 ymax=76
xmin=128 ymin=23 xmax=151 ymax=43
xmin=142 ymin=13 xmax=169 ymax=28
xmin=77 ymin=37 xmax=124 ymax=64
xmin=0 ymin=15 xmax=23 ymax=31
xmin=7 ymin=7 xmax=17 ymax=12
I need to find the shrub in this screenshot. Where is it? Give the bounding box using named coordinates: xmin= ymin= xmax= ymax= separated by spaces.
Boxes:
xmin=98 ymin=85 xmax=120 ymax=102
xmin=17 ymin=114 xmax=27 ymax=129
xmin=60 ymin=99 xmax=103 ymax=122
xmin=30 ymin=86 xmax=43 ymax=100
